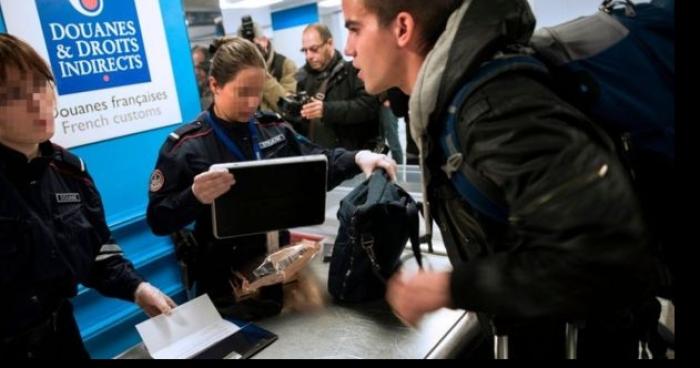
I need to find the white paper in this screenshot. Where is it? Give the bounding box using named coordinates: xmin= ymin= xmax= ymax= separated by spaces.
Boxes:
xmin=135 ymin=294 xmax=241 ymax=359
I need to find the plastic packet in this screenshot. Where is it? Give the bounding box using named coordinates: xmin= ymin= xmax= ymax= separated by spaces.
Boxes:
xmin=231 ymin=239 xmax=321 ymax=299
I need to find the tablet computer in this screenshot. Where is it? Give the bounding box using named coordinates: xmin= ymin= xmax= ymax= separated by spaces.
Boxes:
xmin=210 ymin=155 xmax=328 ymax=239
xmin=193 ymin=322 xmax=278 ymax=359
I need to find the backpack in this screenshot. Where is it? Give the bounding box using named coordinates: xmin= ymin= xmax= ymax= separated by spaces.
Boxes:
xmin=439 ymin=0 xmax=675 ymax=296
xmin=328 ymin=169 xmax=422 ymax=302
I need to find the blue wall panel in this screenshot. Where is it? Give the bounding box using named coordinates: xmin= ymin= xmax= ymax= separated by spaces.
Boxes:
xmin=70 ymin=0 xmax=200 ymax=358
xmin=71 ymin=0 xmax=201 ymax=226
xmin=0 ymin=0 xmax=200 ymax=358
xmin=0 ymin=6 xmax=5 ymax=32
xmin=271 ymin=3 xmax=319 ymax=31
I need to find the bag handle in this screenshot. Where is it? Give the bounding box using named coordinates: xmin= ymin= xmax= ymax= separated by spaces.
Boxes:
xmin=407 ymin=201 xmax=423 ymax=269
xmin=365 ymin=168 xmax=390 ymax=205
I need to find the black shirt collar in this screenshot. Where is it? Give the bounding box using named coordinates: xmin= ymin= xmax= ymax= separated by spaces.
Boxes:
xmin=0 ymin=141 xmax=54 ymax=185
xmin=208 ymin=106 xmax=252 ymax=134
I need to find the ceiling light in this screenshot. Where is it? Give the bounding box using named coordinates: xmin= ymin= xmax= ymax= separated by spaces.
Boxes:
xmin=219 ymin=0 xmax=283 ymax=9
xmin=319 ymin=0 xmax=342 ymax=7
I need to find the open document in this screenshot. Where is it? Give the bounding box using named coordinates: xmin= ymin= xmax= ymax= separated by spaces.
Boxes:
xmin=135 ymin=294 xmax=241 ymax=359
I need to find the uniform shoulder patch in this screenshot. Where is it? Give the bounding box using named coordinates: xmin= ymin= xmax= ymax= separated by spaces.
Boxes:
xmin=52 ymin=144 xmax=85 ymax=173
xmin=168 ymin=121 xmax=203 ymax=142
xmin=255 ymin=111 xmax=284 ymax=125
xmin=149 ymin=169 xmax=165 ymax=192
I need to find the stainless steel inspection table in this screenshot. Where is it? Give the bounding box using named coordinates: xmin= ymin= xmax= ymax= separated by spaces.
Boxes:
xmin=117 ymin=167 xmax=482 ymax=359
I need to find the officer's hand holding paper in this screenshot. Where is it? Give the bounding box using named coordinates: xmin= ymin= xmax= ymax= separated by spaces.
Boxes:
xmin=135 ymin=295 xmax=241 ymax=359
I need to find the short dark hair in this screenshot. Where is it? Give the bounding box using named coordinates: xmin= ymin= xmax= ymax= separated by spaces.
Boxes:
xmin=208 ymin=36 xmax=265 ymax=85
xmin=361 ymin=0 xmax=462 ymax=55
xmin=0 ymin=33 xmax=54 ymax=85
xmin=303 ymin=23 xmax=333 ymax=43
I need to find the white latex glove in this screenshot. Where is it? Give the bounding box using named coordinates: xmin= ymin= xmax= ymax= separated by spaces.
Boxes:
xmin=134 ymin=282 xmax=177 ymax=317
xmin=191 ymin=169 xmax=235 ymax=205
xmin=355 ymin=150 xmax=398 ymax=181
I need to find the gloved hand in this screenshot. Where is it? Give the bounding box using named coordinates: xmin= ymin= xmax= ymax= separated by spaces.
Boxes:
xmin=191 ymin=168 xmax=235 ymax=204
xmin=134 ymin=282 xmax=177 ymax=317
xmin=355 ymin=150 xmax=398 ymax=181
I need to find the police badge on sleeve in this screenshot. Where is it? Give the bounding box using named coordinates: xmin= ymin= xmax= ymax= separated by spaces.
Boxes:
xmin=149 ymin=169 xmax=165 ymax=192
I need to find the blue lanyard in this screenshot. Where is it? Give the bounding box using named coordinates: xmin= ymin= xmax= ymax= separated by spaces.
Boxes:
xmin=205 ymin=111 xmax=262 ymax=161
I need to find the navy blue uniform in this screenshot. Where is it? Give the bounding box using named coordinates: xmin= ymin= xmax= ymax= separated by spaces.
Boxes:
xmin=147 ymin=109 xmax=361 ymax=316
xmin=0 ymin=141 xmax=144 ymax=358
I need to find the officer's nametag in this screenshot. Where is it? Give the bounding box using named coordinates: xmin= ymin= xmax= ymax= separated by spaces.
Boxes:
xmin=259 ymin=134 xmax=286 ymax=149
xmin=55 ymin=193 xmax=81 ymax=204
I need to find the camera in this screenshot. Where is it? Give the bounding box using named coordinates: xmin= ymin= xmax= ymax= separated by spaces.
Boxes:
xmin=240 ymin=15 xmax=256 ymax=42
xmin=277 ymin=91 xmax=311 ymax=121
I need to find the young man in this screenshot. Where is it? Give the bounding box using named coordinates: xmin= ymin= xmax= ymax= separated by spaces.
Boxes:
xmin=343 ymin=0 xmax=659 ymax=359
xmin=1 ymin=33 xmax=175 ymax=359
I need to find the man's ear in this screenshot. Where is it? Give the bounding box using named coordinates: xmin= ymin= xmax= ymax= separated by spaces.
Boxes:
xmin=394 ymin=12 xmax=417 ymax=49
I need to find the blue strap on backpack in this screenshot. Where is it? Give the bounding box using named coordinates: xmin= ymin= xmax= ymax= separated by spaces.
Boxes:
xmin=440 ymin=0 xmax=674 ymax=225
xmin=440 ymin=55 xmax=548 ymax=224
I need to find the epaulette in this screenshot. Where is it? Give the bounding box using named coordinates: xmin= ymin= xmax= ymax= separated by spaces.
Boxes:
xmin=255 ymin=111 xmax=285 ymax=125
xmin=52 ymin=144 xmax=86 ymax=173
xmin=167 ymin=121 xmax=204 ymax=142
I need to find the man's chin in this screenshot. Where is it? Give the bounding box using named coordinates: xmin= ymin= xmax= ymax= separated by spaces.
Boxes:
xmin=364 ymin=81 xmax=383 ymax=95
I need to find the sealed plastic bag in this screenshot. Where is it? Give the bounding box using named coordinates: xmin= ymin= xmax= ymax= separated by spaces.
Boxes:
xmin=231 ymin=239 xmax=321 ymax=301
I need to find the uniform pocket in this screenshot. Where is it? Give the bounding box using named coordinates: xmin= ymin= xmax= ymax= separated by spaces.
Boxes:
xmin=53 ymin=204 xmax=96 ymax=278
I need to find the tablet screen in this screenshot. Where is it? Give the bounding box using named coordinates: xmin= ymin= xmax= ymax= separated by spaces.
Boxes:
xmin=211 ymin=155 xmax=328 ymax=239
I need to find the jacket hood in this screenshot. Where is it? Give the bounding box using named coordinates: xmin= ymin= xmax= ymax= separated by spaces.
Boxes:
xmin=408 ymin=0 xmax=536 ymax=149
xmin=407 ymin=0 xmax=535 ymax=237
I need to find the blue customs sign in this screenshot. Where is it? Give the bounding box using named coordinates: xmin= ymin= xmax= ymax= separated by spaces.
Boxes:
xmin=36 ymin=0 xmax=151 ymax=95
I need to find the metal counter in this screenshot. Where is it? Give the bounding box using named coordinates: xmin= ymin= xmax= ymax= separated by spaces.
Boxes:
xmin=117 ymin=166 xmax=482 ymax=359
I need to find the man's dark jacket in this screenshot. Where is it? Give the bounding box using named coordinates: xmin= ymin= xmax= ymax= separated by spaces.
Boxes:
xmin=419 ymin=0 xmax=659 ymax=358
xmin=297 ymin=50 xmax=381 ymax=150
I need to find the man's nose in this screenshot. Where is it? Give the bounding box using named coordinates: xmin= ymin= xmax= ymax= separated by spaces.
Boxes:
xmin=344 ymin=44 xmax=354 ymax=57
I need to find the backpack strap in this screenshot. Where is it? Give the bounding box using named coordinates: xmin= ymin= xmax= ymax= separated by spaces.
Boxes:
xmin=440 ymin=55 xmax=548 ymax=224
